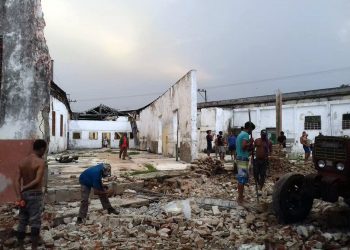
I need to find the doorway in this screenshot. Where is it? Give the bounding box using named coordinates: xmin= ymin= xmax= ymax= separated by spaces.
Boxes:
xmin=102 ymin=132 xmax=111 ymax=148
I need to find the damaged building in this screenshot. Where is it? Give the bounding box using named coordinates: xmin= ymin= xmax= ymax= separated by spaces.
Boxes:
xmin=69 ymin=104 xmax=134 ymax=149
xmin=197 ymin=85 xmax=350 ymax=154
xmin=137 ymin=70 xmax=198 ymax=163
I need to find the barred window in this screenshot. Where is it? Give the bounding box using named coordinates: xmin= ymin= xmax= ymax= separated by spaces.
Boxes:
xmin=73 ymin=132 xmax=81 ymax=139
xmin=304 ymin=116 xmax=321 ymax=130
xmin=343 ymin=114 xmax=350 ymax=130
xmin=89 ymin=132 xmax=98 ymax=140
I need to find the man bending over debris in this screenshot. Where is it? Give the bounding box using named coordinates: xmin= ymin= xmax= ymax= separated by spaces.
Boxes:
xmin=254 ymin=130 xmax=272 ymax=191
xmin=77 ymin=163 xmax=119 ymax=224
xmin=15 ymin=139 xmax=47 ymax=249
xmin=236 ymin=122 xmax=255 ymax=204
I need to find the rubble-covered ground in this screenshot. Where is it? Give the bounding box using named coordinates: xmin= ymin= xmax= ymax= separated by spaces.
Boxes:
xmin=1 ymin=149 xmax=350 ymax=249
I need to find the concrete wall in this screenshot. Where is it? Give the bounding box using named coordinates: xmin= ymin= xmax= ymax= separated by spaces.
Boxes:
xmin=49 ymin=96 xmax=70 ymax=153
xmin=137 ymin=70 xmax=198 ymax=162
xmin=68 ymin=118 xmax=134 ymax=149
xmin=198 ymin=97 xmax=350 ymax=154
xmin=0 ymin=0 xmax=51 ymax=203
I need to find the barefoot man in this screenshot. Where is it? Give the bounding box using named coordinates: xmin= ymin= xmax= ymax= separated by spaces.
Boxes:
xmin=15 ymin=139 xmax=47 ymax=249
xmin=236 ymin=122 xmax=255 ymax=204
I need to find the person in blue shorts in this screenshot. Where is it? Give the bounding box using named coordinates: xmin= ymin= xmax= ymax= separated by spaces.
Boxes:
xmin=300 ymin=131 xmax=311 ymax=162
xmin=236 ymin=121 xmax=256 ymax=204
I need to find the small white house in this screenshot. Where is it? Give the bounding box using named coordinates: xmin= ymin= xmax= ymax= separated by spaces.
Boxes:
xmin=49 ymin=82 xmax=72 ymax=153
xmin=69 ymin=110 xmax=134 ymax=149
xmin=197 ymin=86 xmax=350 ymax=154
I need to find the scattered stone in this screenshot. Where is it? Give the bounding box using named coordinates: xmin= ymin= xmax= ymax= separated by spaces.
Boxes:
xmin=212 ymin=206 xmax=220 ymax=215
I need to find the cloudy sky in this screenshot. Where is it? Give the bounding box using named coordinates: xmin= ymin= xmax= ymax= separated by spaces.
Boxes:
xmin=41 ymin=0 xmax=350 ymax=112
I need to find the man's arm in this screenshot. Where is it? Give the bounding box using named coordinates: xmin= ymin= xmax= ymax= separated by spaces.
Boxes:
xmin=22 ymin=161 xmax=45 ymax=192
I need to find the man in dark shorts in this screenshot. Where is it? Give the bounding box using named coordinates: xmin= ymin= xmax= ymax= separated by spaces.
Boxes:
xmin=227 ymin=131 xmax=237 ymax=160
xmin=254 ymin=130 xmax=272 ymax=190
xmin=77 ymin=163 xmax=119 ymax=224
xmin=206 ymin=130 xmax=213 ymax=157
xmin=15 ymin=139 xmax=47 ymax=249
xmin=277 ymin=131 xmax=286 ymax=149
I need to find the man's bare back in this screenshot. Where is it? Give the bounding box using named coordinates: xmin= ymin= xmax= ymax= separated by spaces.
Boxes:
xmin=18 ymin=154 xmax=45 ymax=193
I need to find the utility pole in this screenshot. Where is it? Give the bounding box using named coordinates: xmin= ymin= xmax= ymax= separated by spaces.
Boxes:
xmin=276 ymin=89 xmax=282 ymax=140
xmin=197 ymin=89 xmax=207 ymax=102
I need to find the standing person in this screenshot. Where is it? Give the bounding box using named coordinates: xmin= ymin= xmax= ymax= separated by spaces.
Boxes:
xmin=214 ymin=134 xmax=219 ymax=159
xmin=217 ymin=131 xmax=226 ymax=161
xmin=228 ymin=131 xmax=237 ymax=160
xmin=206 ymin=130 xmax=213 ymax=157
xmin=254 ymin=130 xmax=272 ymax=190
xmin=277 ymin=131 xmax=287 ymax=149
xmin=77 ymin=163 xmax=119 ymax=224
xmin=300 ymin=131 xmax=311 ymax=162
xmin=103 ymin=137 xmax=108 ymax=148
xmin=119 ymin=133 xmax=129 ymax=160
xmin=15 ymin=140 xmax=47 ymax=249
xmin=236 ymin=122 xmax=256 ymax=204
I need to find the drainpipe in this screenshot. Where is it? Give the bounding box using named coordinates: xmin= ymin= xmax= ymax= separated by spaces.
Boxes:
xmin=176 ymin=111 xmax=179 ymax=161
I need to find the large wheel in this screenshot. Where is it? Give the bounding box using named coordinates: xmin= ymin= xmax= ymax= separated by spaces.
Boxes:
xmin=273 ymin=173 xmax=314 ymax=224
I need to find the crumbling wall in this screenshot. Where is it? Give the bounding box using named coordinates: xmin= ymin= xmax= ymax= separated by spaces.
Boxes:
xmin=138 ymin=70 xmax=198 ymax=162
xmin=0 ymin=0 xmax=51 ymax=203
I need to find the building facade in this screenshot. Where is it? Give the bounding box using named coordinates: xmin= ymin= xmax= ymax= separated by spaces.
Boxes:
xmin=197 ymin=86 xmax=350 ymax=154
xmin=68 ymin=118 xmax=134 ymax=149
xmin=49 ymin=82 xmax=72 ymax=153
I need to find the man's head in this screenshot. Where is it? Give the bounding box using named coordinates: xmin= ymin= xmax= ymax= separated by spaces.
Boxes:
xmin=102 ymin=163 xmax=112 ymax=178
xmin=33 ymin=139 xmax=47 ymax=157
xmin=280 ymin=131 xmax=284 ymax=136
xmin=302 ymin=131 xmax=306 ymax=136
xmin=244 ymin=121 xmax=256 ymax=134
xmin=219 ymin=131 xmax=223 ymax=136
xmin=207 ymin=130 xmax=211 ymax=135
xmin=261 ymin=129 xmax=267 ymax=139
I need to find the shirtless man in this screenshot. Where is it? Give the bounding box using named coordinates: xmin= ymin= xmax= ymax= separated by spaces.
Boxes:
xmin=300 ymin=131 xmax=311 ymax=162
xmin=15 ymin=139 xmax=47 ymax=249
xmin=254 ymin=130 xmax=272 ymax=190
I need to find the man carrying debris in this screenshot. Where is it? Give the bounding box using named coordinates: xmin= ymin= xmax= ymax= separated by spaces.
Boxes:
xmin=277 ymin=131 xmax=287 ymax=149
xmin=206 ymin=130 xmax=213 ymax=157
xmin=254 ymin=130 xmax=272 ymax=190
xmin=228 ymin=131 xmax=237 ymax=160
xmin=236 ymin=122 xmax=256 ymax=204
xmin=15 ymin=139 xmax=47 ymax=249
xmin=77 ymin=163 xmax=119 ymax=224
xmin=119 ymin=133 xmax=129 ymax=160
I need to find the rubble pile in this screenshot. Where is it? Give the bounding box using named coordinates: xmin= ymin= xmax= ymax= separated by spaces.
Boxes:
xmin=55 ymin=155 xmax=79 ymax=163
xmin=190 ymin=158 xmax=227 ymax=177
xmin=1 ymin=196 xmax=350 ymax=249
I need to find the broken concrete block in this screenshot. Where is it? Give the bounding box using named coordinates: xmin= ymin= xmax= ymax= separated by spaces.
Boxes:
xmin=212 ymin=206 xmax=221 ymax=215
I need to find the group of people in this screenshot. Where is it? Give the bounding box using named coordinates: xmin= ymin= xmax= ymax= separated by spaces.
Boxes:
xmin=206 ymin=122 xmax=272 ymax=204
xmin=206 ymin=131 xmax=237 ymax=161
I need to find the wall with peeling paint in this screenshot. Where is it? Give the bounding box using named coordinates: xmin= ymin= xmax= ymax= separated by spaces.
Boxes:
xmin=0 ymin=0 xmax=51 ymax=203
xmin=198 ymin=97 xmax=350 ymax=154
xmin=137 ymin=70 xmax=198 ymax=162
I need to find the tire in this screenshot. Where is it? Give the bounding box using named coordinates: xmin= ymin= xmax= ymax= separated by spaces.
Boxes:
xmin=273 ymin=173 xmax=314 ymax=224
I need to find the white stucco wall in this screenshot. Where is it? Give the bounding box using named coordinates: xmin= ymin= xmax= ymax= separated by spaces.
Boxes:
xmin=49 ymin=96 xmax=70 ymax=153
xmin=137 ymin=70 xmax=198 ymax=162
xmin=198 ymin=97 xmax=350 ymax=154
xmin=68 ymin=118 xmax=133 ymax=149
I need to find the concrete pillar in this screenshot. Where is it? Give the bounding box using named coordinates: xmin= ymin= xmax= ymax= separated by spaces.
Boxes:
xmin=0 ymin=0 xmax=51 ymax=203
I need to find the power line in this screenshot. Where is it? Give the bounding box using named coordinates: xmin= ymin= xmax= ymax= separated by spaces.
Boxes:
xmin=203 ymin=66 xmax=350 ymax=90
xmin=74 ymin=66 xmax=350 ymax=102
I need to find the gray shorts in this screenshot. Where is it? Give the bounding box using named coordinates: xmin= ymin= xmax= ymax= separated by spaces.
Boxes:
xmin=18 ymin=190 xmax=43 ymax=232
xmin=218 ymin=146 xmax=225 ymax=153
